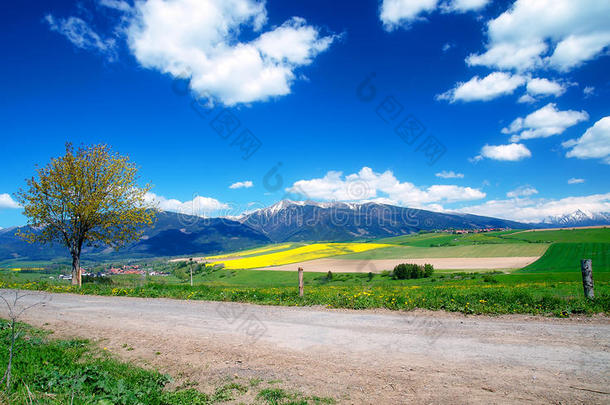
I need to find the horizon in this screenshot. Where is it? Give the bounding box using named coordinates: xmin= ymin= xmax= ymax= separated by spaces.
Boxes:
xmin=1 ymin=0 xmax=609 ymax=228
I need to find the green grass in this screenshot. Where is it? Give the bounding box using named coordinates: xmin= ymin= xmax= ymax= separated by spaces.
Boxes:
xmin=0 ymin=320 xmax=333 ymax=404
xmin=3 ymin=269 xmax=608 ymax=316
xmin=504 ymin=228 xmax=610 ymax=243
xmin=519 ymin=243 xmax=610 ymax=273
xmin=338 ymin=243 xmax=549 ymax=260
xmin=375 ymin=231 xmax=531 ymax=247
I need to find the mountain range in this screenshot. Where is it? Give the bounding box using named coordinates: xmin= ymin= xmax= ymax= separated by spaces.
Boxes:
xmin=1 ymin=201 xmax=609 ymax=262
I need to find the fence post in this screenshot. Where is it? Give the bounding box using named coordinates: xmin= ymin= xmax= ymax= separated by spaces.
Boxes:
xmin=298 ymin=267 xmax=304 ymax=297
xmin=580 ymin=259 xmax=594 ymax=299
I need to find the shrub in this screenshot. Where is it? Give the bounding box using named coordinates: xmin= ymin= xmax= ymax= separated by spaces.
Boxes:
xmin=392 ymin=263 xmax=434 ymax=280
xmin=326 ymin=270 xmax=333 ymax=281
xmin=367 ymin=272 xmax=373 ymax=281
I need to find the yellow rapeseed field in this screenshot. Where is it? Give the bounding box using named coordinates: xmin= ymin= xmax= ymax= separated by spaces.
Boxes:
xmin=210 ymin=243 xmax=391 ymax=269
xmin=204 ymin=243 xmax=297 ymax=260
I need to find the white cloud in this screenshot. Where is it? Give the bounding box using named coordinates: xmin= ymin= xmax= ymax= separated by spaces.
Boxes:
xmin=379 ymin=0 xmax=489 ymax=30
xmin=126 ymin=0 xmax=335 ymax=106
xmin=435 ymin=170 xmax=464 ymax=179
xmin=563 ymin=116 xmax=610 ymax=164
xmin=379 ymin=0 xmax=439 ymax=30
xmin=526 ymin=78 xmax=566 ymax=97
xmin=229 ymin=181 xmax=253 ymax=189
xmin=442 ymin=0 xmax=490 ymax=13
xmin=517 ymin=94 xmax=536 ymax=104
xmin=506 ymin=186 xmax=538 ymax=198
xmin=568 ymin=178 xmax=585 ymax=184
xmin=45 ymin=15 xmax=117 ymax=61
xmin=476 ymin=143 xmax=532 ymax=161
xmin=466 ymin=0 xmax=610 ymax=72
xmin=502 ymin=103 xmax=589 ymax=142
xmin=437 ymin=72 xmax=525 ymax=102
xmin=144 ymin=192 xmax=229 ymax=217
xmin=456 ymin=193 xmax=610 ymax=223
xmin=286 ymin=167 xmax=485 ymax=207
xmin=0 ymin=194 xmax=20 ymax=209
xmin=583 ymin=86 xmax=595 ymax=97
xmin=99 ymin=0 xmax=132 ymax=12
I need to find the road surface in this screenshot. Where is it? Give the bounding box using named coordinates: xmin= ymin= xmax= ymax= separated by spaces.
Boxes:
xmin=3 ymin=290 xmax=609 ymax=404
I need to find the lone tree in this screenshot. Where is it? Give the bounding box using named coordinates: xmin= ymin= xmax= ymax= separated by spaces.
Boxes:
xmin=15 ymin=144 xmax=156 ymax=286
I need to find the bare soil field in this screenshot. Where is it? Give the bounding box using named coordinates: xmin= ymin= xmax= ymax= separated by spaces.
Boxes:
xmin=6 ymin=291 xmax=610 ymax=404
xmin=261 ymin=256 xmax=540 ymax=273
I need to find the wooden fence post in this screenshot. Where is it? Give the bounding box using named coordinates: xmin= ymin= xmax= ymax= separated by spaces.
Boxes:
xmin=298 ymin=267 xmax=304 ymax=297
xmin=581 ymin=259 xmax=594 ymax=299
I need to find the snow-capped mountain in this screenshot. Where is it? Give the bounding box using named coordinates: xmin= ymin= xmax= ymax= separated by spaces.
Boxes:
xmin=239 ymin=200 xmax=532 ymax=242
xmin=542 ymin=210 xmax=610 ymax=227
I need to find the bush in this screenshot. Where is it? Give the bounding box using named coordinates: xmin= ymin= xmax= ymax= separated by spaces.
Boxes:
xmin=82 ymin=275 xmax=113 ymax=285
xmin=392 ymin=263 xmax=434 ymax=280
xmin=326 ymin=270 xmax=333 ymax=281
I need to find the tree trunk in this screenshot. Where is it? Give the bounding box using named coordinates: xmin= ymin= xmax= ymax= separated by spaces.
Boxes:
xmin=71 ymin=254 xmax=81 ymax=287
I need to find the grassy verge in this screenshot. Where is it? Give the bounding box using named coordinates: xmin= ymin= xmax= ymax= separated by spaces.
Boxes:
xmin=2 ymin=270 xmax=609 ymax=317
xmin=0 ymin=319 xmax=333 ymax=404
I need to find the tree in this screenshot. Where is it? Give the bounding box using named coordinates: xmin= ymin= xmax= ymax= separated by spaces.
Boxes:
xmin=15 ymin=144 xmax=156 ymax=286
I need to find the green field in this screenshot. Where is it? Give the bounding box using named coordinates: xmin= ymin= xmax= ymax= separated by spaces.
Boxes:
xmin=519 ymin=243 xmax=610 ymax=273
xmin=504 ymin=228 xmax=610 ymax=243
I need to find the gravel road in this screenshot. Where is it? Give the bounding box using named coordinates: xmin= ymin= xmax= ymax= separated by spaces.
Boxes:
xmin=3 ymin=290 xmax=609 ymax=404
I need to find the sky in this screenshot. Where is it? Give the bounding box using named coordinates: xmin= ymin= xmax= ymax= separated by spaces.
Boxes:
xmin=1 ymin=0 xmax=609 ymax=228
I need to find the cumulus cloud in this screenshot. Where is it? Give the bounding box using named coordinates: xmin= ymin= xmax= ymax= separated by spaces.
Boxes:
xmin=502 ymin=103 xmax=589 ymax=142
xmin=379 ymin=0 xmax=439 ymax=30
xmin=568 ymin=178 xmax=585 ymax=184
xmin=456 ymin=193 xmax=610 ymax=223
xmin=526 ymin=78 xmax=566 ymax=97
xmin=506 ymin=186 xmax=538 ymax=198
xmin=286 ymin=167 xmax=485 ymax=207
xmin=45 ymin=15 xmax=117 ymax=61
xmin=437 ymin=72 xmax=525 ymax=102
xmin=563 ymin=116 xmax=610 ymax=164
xmin=0 ymin=194 xmax=20 ymax=209
xmin=475 ymin=143 xmax=532 ymax=162
xmin=435 ymin=170 xmax=464 ymax=179
xmin=145 ymin=192 xmax=229 ymax=217
xmin=47 ymin=0 xmax=335 ymax=106
xmin=466 ymin=0 xmax=610 ymax=72
xmin=379 ymin=0 xmax=489 ymax=30
xmin=229 ymin=181 xmax=253 ymax=189
xmin=126 ymin=0 xmax=335 ymax=106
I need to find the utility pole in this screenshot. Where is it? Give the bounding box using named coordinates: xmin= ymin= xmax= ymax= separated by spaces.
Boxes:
xmin=189 ymin=257 xmax=193 ymax=287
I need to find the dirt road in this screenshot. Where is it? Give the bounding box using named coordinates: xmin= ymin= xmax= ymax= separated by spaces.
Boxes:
xmin=262 ymin=256 xmax=540 ymax=272
xmin=5 ymin=291 xmax=609 ymax=404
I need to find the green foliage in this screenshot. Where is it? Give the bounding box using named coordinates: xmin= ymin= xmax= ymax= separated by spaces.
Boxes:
xmin=392 ymin=263 xmax=433 ymax=279
xmin=14 ymin=143 xmax=156 ymax=285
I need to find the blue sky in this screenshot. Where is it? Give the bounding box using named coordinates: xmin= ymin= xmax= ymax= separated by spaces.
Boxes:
xmin=1 ymin=0 xmax=609 ymax=228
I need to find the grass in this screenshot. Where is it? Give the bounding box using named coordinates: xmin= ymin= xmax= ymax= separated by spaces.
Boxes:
xmin=338 ymin=243 xmax=549 ymax=260
xmin=518 ymin=243 xmax=610 ymax=273
xmin=0 ymin=320 xmax=334 ymax=404
xmin=504 ymin=228 xmax=610 ymax=243
xmin=3 ymin=269 xmax=608 ymax=316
